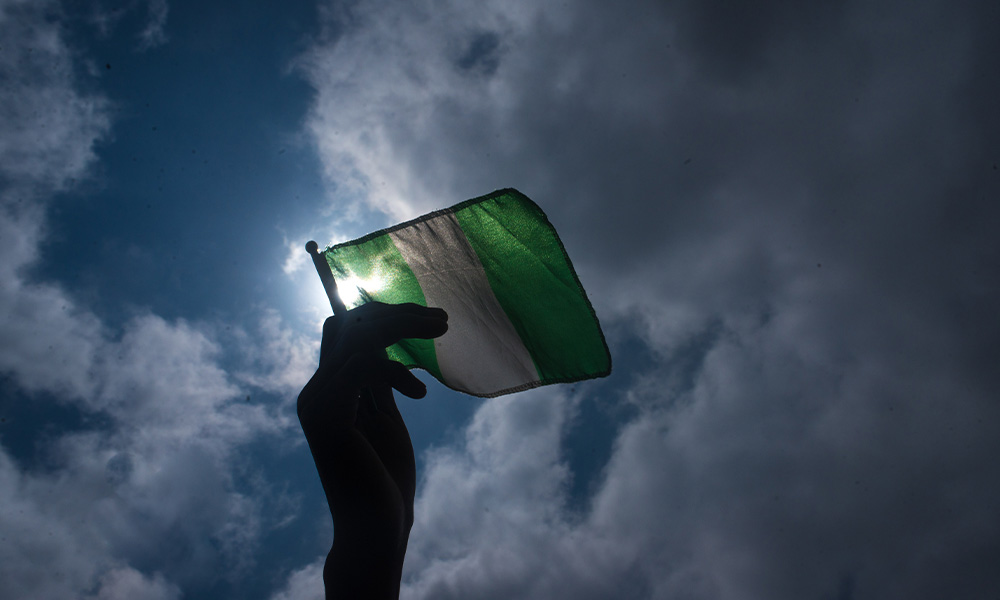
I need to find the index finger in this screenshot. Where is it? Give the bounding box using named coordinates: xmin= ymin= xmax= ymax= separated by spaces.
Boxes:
xmin=351 ymin=301 xmax=448 ymax=322
xmin=320 ymin=303 xmax=447 ymax=354
xmin=343 ymin=311 xmax=449 ymax=353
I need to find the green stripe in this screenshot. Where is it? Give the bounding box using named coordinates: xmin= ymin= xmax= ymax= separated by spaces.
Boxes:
xmin=323 ymin=234 xmax=443 ymax=381
xmin=453 ymin=190 xmax=611 ymax=384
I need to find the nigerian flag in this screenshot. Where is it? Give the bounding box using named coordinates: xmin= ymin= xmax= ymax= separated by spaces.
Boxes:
xmin=313 ymin=188 xmax=611 ymax=398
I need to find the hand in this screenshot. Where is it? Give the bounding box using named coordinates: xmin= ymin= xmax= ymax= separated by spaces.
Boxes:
xmin=297 ymin=302 xmax=448 ymax=599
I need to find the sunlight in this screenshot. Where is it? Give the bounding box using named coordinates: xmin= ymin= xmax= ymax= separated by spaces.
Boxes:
xmin=298 ymin=271 xmax=384 ymax=319
xmin=302 ymin=269 xmax=335 ymax=323
xmin=337 ymin=273 xmax=385 ymax=308
xmin=294 ymin=245 xmax=389 ymax=325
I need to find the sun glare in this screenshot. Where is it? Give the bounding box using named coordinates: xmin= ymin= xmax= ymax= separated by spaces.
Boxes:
xmin=337 ymin=274 xmax=385 ymax=308
xmin=303 ymin=270 xmax=335 ymax=320
xmin=297 ymin=255 xmax=389 ymax=326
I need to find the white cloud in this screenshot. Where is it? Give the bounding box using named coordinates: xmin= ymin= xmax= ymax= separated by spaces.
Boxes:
xmin=268 ymin=558 xmax=325 ymax=600
xmin=297 ymin=0 xmax=551 ymax=221
xmin=0 ymin=207 xmax=105 ymax=399
xmin=407 ymin=390 xmax=572 ymax=567
xmin=0 ymin=0 xmax=110 ymax=193
xmin=0 ymin=447 xmax=100 ymax=600
xmin=89 ymin=566 xmax=181 ymax=600
xmin=85 ymin=0 xmax=169 ymax=50
xmin=232 ymin=308 xmax=319 ymax=397
xmin=137 ymin=0 xmax=168 ymax=50
xmin=282 ymin=237 xmax=311 ymax=276
xmin=400 ymin=391 xmax=583 ymax=599
xmin=0 ymin=0 xmax=110 ymax=399
xmin=0 ymin=283 xmax=296 ymax=595
xmin=0 ymin=3 xmax=309 ymax=597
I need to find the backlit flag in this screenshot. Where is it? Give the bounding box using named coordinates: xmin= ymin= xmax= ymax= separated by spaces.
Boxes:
xmin=314 ymin=189 xmax=611 ymax=397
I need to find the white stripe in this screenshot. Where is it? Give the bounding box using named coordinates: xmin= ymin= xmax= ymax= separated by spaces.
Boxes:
xmin=389 ymin=213 xmax=538 ymax=395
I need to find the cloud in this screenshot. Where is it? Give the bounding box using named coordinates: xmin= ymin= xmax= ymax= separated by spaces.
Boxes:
xmin=137 ymin=0 xmax=168 ymax=50
xmin=395 ymin=311 xmax=1000 ymax=599
xmin=282 ymin=237 xmax=311 ymax=276
xmin=85 ymin=0 xmax=169 ymax=50
xmin=295 ymin=0 xmax=1000 ymax=598
xmin=0 ymin=0 xmax=110 ymax=398
xmin=0 ymin=1 xmax=110 ymax=193
xmin=0 ymin=3 xmax=308 ymax=597
xmin=88 ymin=566 xmax=181 ymax=600
xmin=0 ymin=207 xmax=105 ymax=399
xmin=0 ymin=302 xmax=294 ymax=597
xmin=0 ymin=430 xmax=258 ymax=598
xmin=232 ymin=308 xmax=319 ymax=397
xmin=296 ymin=1 xmax=552 ymax=221
xmin=268 ymin=558 xmax=325 ymax=600
xmin=400 ymin=391 xmax=590 ymax=599
xmin=0 ymin=280 xmax=299 ymax=595
xmin=0 ymin=446 xmax=99 ymax=600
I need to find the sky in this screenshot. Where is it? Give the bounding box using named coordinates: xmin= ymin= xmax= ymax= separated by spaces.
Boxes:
xmin=1 ymin=0 xmax=999 ymax=598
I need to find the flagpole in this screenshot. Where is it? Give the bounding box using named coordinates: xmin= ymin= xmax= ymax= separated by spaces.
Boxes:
xmin=306 ymin=240 xmax=381 ymax=410
xmin=306 ymin=241 xmax=348 ymax=316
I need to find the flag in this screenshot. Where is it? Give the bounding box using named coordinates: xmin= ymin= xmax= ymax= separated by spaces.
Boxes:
xmin=316 ymin=188 xmax=611 ymax=398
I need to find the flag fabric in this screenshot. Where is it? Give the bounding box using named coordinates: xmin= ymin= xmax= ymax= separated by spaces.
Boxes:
xmin=318 ymin=188 xmax=611 ymax=398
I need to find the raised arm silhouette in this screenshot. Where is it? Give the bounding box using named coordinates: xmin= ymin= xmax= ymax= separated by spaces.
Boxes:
xmin=298 ymin=301 xmax=448 ymax=599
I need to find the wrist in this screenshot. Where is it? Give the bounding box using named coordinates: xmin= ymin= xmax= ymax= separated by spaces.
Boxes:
xmin=324 ymin=532 xmax=408 ymax=599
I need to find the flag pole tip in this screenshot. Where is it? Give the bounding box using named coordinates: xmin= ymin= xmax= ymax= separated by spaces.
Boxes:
xmin=305 ymin=240 xmax=319 ymax=255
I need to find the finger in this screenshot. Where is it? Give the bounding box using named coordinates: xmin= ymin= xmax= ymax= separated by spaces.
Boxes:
xmin=354 ymin=385 xmax=389 ymax=432
xmin=342 ymin=313 xmax=449 ymax=354
xmin=374 ymin=382 xmax=401 ymax=417
xmin=329 ymin=354 xmax=427 ymax=400
xmin=318 ymin=315 xmax=344 ymax=363
xmin=314 ymin=304 xmax=448 ymax=391
xmin=354 ymin=383 xmax=416 ymax=500
xmin=302 ymin=360 xmax=395 ymax=431
xmin=363 ymin=382 xmax=403 ymax=422
xmin=375 ymin=358 xmax=428 ymax=399
xmin=352 ymin=301 xmax=448 ymax=322
xmin=348 ymin=303 xmax=448 ymax=335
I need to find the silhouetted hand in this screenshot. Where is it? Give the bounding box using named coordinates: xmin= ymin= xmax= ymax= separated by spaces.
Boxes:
xmin=298 ymin=302 xmax=448 ymax=599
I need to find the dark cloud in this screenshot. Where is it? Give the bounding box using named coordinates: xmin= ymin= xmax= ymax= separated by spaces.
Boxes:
xmin=664 ymin=1 xmax=850 ymax=84
xmin=298 ymin=0 xmax=1000 ymax=597
xmin=455 ymin=31 xmax=501 ymax=76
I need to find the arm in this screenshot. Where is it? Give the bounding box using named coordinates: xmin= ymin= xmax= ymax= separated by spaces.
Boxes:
xmin=297 ymin=302 xmax=448 ymax=599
